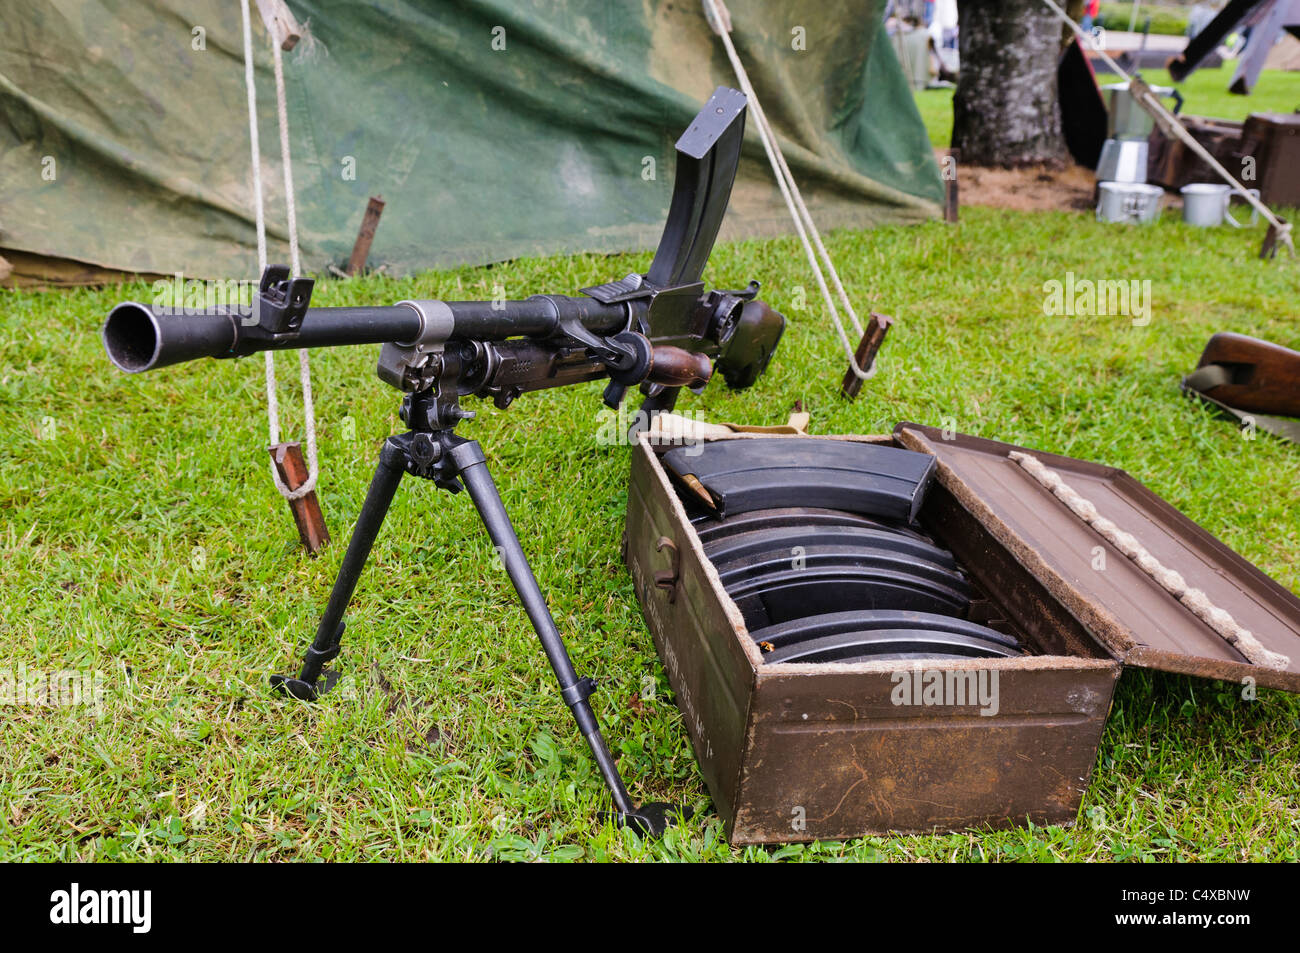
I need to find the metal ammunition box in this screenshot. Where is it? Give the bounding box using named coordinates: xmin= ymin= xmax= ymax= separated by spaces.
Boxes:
xmin=624 ymin=425 xmax=1300 ymax=844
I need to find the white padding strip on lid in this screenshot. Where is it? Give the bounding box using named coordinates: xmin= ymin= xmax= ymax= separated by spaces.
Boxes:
xmin=1008 ymin=451 xmax=1289 ymax=670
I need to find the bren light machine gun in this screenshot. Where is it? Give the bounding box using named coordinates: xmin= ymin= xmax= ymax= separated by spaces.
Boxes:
xmin=102 ymin=88 xmax=784 ymax=833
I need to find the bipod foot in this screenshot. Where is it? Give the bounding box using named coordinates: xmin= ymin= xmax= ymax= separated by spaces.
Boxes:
xmin=603 ymin=802 xmax=693 ymax=838
xmin=272 ymin=624 xmax=346 ymax=701
xmin=270 ymin=668 xmax=340 ymax=701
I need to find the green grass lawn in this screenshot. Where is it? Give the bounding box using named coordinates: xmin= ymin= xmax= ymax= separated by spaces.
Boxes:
xmin=1096 ymin=3 xmax=1189 ymax=36
xmin=915 ymin=67 xmax=1300 ymax=150
xmin=2 ymin=205 xmax=1297 ymax=861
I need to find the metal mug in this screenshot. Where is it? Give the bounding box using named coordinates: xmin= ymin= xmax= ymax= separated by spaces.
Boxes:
xmin=1180 ymin=183 xmax=1261 ymax=228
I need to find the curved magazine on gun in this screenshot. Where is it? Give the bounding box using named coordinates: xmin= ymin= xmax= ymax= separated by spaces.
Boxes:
xmin=648 ymin=87 xmax=748 ymax=290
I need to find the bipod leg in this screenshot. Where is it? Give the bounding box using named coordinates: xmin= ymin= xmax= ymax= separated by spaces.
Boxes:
xmin=271 ymin=439 xmax=406 ymax=700
xmin=448 ymin=438 xmax=689 ymax=837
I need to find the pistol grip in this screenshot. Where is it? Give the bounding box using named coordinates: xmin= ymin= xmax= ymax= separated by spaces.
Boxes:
xmin=648 ymin=347 xmax=712 ymax=389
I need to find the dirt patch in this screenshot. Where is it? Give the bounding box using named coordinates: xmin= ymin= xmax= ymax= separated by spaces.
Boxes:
xmin=951 ymin=159 xmax=1100 ymax=213
xmin=949 ymin=160 xmax=1196 ymax=217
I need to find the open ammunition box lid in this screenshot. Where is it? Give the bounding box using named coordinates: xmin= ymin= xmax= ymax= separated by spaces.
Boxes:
xmin=895 ymin=423 xmax=1300 ymax=693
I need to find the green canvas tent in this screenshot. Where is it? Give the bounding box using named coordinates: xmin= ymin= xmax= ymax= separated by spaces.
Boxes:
xmin=0 ymin=0 xmax=942 ymax=284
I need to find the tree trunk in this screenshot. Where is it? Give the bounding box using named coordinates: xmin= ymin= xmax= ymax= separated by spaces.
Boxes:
xmin=952 ymin=0 xmax=1068 ymax=167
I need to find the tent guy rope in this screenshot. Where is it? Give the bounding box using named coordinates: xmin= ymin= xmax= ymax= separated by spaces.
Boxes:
xmin=240 ymin=0 xmax=321 ymax=502
xmin=701 ymin=0 xmax=880 ymax=381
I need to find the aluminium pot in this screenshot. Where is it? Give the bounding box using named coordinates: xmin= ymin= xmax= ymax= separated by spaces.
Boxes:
xmin=1096 ymin=181 xmax=1164 ymax=225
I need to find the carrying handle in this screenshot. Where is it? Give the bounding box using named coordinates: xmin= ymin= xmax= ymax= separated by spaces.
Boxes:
xmin=653 ymin=536 xmax=680 ymax=603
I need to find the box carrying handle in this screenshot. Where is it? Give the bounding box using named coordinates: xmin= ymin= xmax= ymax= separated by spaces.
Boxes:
xmin=654 ymin=536 xmax=680 ymax=603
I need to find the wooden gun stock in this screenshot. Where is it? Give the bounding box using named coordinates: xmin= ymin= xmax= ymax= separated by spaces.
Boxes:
xmin=1192 ymin=332 xmax=1300 ymax=418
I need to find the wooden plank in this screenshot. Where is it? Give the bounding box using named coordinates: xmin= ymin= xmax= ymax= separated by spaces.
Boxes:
xmin=269 ymin=442 xmax=330 ymax=554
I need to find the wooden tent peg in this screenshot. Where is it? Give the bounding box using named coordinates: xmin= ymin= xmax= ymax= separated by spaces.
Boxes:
xmin=840 ymin=313 xmax=893 ymax=400
xmin=269 ymin=442 xmax=330 ymax=554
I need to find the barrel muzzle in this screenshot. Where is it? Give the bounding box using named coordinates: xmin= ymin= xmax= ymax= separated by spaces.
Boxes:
xmin=103 ymin=302 xmax=239 ymax=373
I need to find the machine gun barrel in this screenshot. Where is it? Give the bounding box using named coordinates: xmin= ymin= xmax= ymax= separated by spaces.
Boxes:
xmin=103 ymin=295 xmax=630 ymax=374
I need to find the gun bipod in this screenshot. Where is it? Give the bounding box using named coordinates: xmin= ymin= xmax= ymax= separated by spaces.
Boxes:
xmin=270 ymin=387 xmax=687 ymax=836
